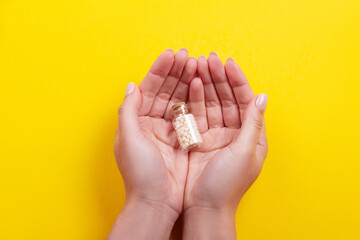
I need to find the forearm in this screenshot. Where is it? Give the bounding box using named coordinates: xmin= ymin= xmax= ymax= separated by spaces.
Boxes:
xmin=107 ymin=198 xmax=178 ymax=240
xmin=182 ymin=206 xmax=237 ymax=240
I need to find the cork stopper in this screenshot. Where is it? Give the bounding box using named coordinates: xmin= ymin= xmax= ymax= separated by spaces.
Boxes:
xmin=171 ymin=102 xmax=189 ymax=118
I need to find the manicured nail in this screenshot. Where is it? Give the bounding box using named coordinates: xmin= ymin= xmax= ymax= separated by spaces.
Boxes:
xmin=209 ymin=51 xmax=218 ymax=57
xmin=179 ymin=47 xmax=188 ymax=53
xmin=255 ymin=93 xmax=268 ymax=111
xmin=125 ymin=82 xmax=135 ymax=96
xmin=166 ymin=48 xmax=175 ymax=53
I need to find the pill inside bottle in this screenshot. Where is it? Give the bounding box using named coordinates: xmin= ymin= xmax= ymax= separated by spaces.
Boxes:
xmin=171 ymin=102 xmax=203 ymax=151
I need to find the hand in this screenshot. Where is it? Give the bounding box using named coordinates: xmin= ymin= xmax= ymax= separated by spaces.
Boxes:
xmin=108 ymin=49 xmax=197 ymax=239
xmin=183 ymin=52 xmax=268 ymax=239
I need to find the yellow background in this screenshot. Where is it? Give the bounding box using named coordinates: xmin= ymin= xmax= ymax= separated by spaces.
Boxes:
xmin=1 ymin=0 xmax=359 ymax=239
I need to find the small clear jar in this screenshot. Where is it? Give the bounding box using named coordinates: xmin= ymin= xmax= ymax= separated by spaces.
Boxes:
xmin=171 ymin=102 xmax=203 ymax=151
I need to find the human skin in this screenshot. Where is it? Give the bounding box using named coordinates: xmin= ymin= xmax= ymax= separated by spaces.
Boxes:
xmin=182 ymin=52 xmax=268 ymax=239
xmin=107 ymin=49 xmax=268 ymax=240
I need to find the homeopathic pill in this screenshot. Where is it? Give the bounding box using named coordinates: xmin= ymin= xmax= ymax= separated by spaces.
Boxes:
xmin=171 ymin=102 xmax=203 ymax=151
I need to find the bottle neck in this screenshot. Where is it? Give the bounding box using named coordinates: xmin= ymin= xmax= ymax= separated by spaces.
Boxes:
xmin=171 ymin=102 xmax=189 ymax=118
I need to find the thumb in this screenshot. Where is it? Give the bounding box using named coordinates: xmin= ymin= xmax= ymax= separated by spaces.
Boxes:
xmin=117 ymin=82 xmax=142 ymax=138
xmin=235 ymin=93 xmax=268 ymax=153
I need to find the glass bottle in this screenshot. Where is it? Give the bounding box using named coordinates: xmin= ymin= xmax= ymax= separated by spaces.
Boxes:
xmin=171 ymin=102 xmax=203 ymax=151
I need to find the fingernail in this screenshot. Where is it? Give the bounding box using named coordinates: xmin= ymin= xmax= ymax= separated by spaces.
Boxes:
xmin=198 ymin=55 xmax=206 ymax=59
xmin=255 ymin=93 xmax=268 ymax=111
xmin=209 ymin=51 xmax=218 ymax=57
xmin=166 ymin=48 xmax=175 ymax=53
xmin=125 ymin=82 xmax=135 ymax=96
xmin=179 ymin=47 xmax=188 ymax=53
xmin=226 ymin=57 xmax=235 ymax=62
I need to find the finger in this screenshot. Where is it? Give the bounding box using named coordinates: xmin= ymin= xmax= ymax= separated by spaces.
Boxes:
xmin=230 ymin=94 xmax=268 ymax=156
xmin=197 ymin=55 xmax=223 ymax=128
xmin=208 ymin=52 xmax=240 ymax=128
xmin=149 ymin=48 xmax=189 ymax=117
xmin=257 ymin=120 xmax=268 ymax=165
xmin=164 ymin=56 xmax=197 ymax=120
xmin=189 ymin=77 xmax=208 ymax=133
xmin=138 ymin=49 xmax=175 ymax=116
xmin=115 ymin=83 xmax=143 ymax=157
xmin=224 ymin=58 xmax=255 ymax=123
xmin=114 ymin=83 xmax=170 ymax=187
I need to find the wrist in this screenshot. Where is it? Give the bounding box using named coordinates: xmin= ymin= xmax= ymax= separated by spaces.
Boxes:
xmin=182 ymin=206 xmax=237 ymax=240
xmin=108 ymin=196 xmax=178 ymax=240
xmin=127 ymin=195 xmax=179 ymax=221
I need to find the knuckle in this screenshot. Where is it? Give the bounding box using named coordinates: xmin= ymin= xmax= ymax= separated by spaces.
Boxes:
xmin=141 ymin=90 xmax=156 ymax=99
xmin=156 ymin=92 xmax=171 ymax=102
xmin=221 ymin=99 xmax=237 ymax=108
xmin=117 ymin=104 xmax=126 ymax=116
xmin=206 ymin=100 xmax=220 ymax=108
xmin=250 ymin=117 xmax=263 ymax=131
xmin=262 ymin=144 xmax=269 ymax=158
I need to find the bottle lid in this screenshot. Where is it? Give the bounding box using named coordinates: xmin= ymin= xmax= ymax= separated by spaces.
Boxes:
xmin=171 ymin=102 xmax=189 ymax=117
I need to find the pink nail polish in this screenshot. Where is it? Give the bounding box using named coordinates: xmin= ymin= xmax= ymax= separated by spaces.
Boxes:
xmin=255 ymin=94 xmax=268 ymax=111
xmin=125 ymin=82 xmax=135 ymax=96
xmin=179 ymin=47 xmax=188 ymax=53
xmin=209 ymin=51 xmax=218 ymax=57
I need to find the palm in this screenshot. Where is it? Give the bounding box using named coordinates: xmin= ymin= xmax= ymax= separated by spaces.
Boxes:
xmin=189 ymin=127 xmax=236 ymax=167
xmin=139 ymin=116 xmax=180 ymax=159
xmin=119 ymin=49 xmax=259 ymax=214
xmin=183 ymin=53 xmax=258 ymax=209
xmin=138 ymin=116 xmax=187 ymax=193
xmin=130 ymin=49 xmax=196 ymax=213
xmin=183 ymin=127 xmax=236 ymax=205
